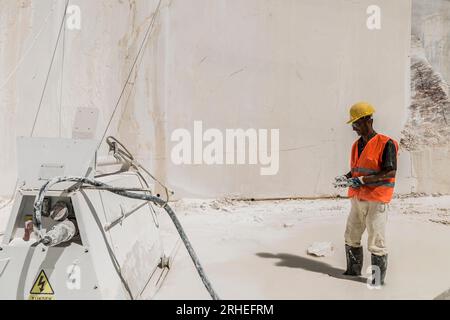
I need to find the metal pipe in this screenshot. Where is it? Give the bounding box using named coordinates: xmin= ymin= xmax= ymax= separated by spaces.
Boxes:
xmin=96 ymin=155 xmax=123 ymax=167
xmin=103 ymin=201 xmax=149 ymax=232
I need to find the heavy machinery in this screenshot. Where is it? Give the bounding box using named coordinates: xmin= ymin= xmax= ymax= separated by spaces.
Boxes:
xmin=0 ymin=109 xmax=218 ymax=300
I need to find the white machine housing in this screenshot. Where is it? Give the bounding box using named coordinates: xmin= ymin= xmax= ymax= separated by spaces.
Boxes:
xmin=0 ymin=137 xmax=166 ymax=300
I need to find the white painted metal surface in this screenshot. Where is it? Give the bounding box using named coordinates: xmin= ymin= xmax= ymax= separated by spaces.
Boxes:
xmin=72 ymin=108 xmax=99 ymax=140
xmin=0 ymin=137 xmax=169 ymax=300
xmin=17 ymin=137 xmax=97 ymax=190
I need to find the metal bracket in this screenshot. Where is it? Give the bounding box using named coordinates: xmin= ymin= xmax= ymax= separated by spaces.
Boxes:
xmin=72 ymin=108 xmax=99 ymax=140
xmin=103 ymin=202 xmax=149 ymax=232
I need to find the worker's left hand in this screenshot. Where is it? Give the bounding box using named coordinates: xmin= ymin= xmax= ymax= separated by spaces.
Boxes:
xmin=347 ymin=177 xmax=364 ymax=188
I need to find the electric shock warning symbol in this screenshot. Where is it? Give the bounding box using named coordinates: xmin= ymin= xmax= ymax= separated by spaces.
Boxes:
xmin=28 ymin=270 xmax=55 ymax=300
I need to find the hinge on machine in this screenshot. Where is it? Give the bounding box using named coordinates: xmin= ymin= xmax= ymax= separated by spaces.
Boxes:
xmin=159 ymin=255 xmax=170 ymax=269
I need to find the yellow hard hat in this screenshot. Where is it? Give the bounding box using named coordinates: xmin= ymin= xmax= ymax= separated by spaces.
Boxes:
xmin=347 ymin=102 xmax=376 ymax=124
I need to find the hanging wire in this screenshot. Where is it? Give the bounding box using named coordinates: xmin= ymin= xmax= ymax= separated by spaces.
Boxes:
xmin=31 ymin=0 xmax=70 ymax=137
xmin=0 ymin=1 xmax=57 ymax=91
xmin=58 ymin=3 xmax=67 ymax=138
xmin=98 ymin=0 xmax=163 ymax=150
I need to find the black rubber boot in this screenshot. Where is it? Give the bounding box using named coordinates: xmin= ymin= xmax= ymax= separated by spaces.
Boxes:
xmin=371 ymin=254 xmax=388 ymax=285
xmin=343 ymin=245 xmax=363 ymax=276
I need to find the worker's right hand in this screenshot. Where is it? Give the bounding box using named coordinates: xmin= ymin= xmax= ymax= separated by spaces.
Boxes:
xmin=333 ymin=177 xmax=364 ymax=189
xmin=334 ymin=175 xmax=348 ymax=183
xmin=333 ymin=175 xmax=348 ymax=188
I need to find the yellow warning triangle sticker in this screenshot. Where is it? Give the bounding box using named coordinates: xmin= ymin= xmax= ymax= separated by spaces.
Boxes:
xmin=30 ymin=270 xmax=54 ymax=295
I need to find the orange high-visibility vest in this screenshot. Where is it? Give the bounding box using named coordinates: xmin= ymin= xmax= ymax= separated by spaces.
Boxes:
xmin=348 ymin=134 xmax=398 ymax=203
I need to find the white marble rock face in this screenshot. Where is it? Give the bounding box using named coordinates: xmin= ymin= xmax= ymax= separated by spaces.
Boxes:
xmin=1 ymin=1 xmax=449 ymax=199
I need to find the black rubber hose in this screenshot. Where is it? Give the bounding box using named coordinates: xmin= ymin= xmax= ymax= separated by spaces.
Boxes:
xmin=33 ymin=176 xmax=220 ymax=300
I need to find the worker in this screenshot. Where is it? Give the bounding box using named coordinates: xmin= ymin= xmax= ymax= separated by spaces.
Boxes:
xmin=334 ymin=102 xmax=398 ymax=286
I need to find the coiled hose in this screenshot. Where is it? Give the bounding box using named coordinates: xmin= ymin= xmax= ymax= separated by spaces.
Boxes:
xmin=33 ymin=176 xmax=220 ymax=300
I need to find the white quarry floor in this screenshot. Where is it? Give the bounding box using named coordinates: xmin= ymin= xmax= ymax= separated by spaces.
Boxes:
xmin=154 ymin=196 xmax=450 ymax=300
xmin=1 ymin=195 xmax=449 ymax=300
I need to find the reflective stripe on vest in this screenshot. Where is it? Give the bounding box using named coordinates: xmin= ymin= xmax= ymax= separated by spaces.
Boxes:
xmin=364 ymin=181 xmax=395 ymax=188
xmin=350 ymin=181 xmax=395 ymax=189
xmin=351 ymin=167 xmax=380 ymax=175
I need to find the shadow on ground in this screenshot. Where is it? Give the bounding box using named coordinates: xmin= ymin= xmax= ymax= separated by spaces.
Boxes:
xmin=256 ymin=252 xmax=367 ymax=284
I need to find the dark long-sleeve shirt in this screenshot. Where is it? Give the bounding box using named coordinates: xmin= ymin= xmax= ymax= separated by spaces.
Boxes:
xmin=357 ymin=138 xmax=397 ymax=172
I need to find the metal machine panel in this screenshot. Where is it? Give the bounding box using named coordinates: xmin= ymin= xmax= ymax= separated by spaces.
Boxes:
xmin=72 ymin=108 xmax=99 ymax=140
xmin=0 ymin=244 xmax=100 ymax=300
xmin=97 ymin=173 xmax=163 ymax=299
xmin=2 ymin=137 xmax=168 ymax=300
xmin=71 ymin=189 xmax=130 ymax=299
xmin=16 ymin=137 xmax=97 ymax=190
